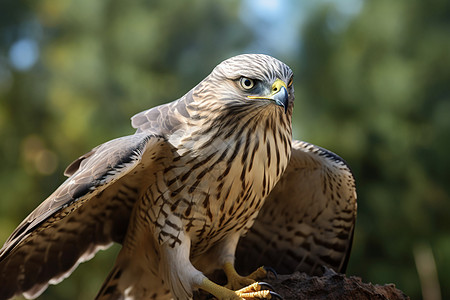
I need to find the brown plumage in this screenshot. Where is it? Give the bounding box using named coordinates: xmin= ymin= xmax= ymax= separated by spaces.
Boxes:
xmin=0 ymin=54 xmax=356 ymax=300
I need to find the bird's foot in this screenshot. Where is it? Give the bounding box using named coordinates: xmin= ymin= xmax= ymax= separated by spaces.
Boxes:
xmin=247 ymin=266 xmax=277 ymax=281
xmin=199 ymin=278 xmax=281 ymax=299
xmin=223 ymin=263 xmax=273 ymax=290
xmin=235 ymin=282 xmax=282 ymax=299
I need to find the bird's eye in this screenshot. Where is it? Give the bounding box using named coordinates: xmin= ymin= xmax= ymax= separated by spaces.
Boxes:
xmin=239 ymin=77 xmax=255 ymax=90
xmin=287 ymin=76 xmax=293 ymax=88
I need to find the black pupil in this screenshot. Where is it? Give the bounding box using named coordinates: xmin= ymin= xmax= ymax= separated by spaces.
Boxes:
xmin=244 ymin=79 xmax=251 ymax=87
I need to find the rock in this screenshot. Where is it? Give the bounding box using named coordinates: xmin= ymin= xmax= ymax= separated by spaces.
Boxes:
xmin=265 ymin=270 xmax=410 ymax=300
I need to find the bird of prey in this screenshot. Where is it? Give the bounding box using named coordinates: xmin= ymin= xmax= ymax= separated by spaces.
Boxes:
xmin=0 ymin=54 xmax=356 ymax=300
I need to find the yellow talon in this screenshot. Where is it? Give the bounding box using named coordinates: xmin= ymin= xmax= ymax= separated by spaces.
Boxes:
xmin=237 ymin=290 xmax=272 ymax=300
xmin=197 ymin=278 xmax=274 ymax=299
xmin=223 ymin=263 xmax=268 ymax=290
xmin=196 ymin=263 xmax=274 ymax=299
xmin=246 ymin=266 xmax=269 ymax=282
xmin=235 ymin=283 xmax=280 ymax=300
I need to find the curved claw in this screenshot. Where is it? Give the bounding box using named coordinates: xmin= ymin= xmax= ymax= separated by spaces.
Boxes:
xmin=257 ymin=282 xmax=275 ymax=291
xmin=263 ymin=266 xmax=278 ymax=279
xmin=269 ymin=291 xmax=283 ymax=300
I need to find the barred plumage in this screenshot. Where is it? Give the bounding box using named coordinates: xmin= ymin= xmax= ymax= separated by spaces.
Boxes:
xmin=0 ymin=54 xmax=356 ymax=300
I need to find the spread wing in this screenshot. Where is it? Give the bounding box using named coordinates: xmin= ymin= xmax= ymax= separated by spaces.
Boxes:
xmin=0 ymin=133 xmax=170 ymax=300
xmin=236 ymin=140 xmax=357 ymax=276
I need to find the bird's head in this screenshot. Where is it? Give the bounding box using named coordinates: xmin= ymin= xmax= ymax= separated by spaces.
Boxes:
xmin=197 ymin=54 xmax=294 ymax=116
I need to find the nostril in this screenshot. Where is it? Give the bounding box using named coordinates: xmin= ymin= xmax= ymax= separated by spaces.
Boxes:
xmin=273 ymin=87 xmax=278 ymax=92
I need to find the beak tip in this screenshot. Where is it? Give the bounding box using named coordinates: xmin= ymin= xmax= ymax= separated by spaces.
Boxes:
xmin=274 ymin=86 xmax=289 ymax=114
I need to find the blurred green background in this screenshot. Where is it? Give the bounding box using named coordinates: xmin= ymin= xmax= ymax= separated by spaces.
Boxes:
xmin=0 ymin=0 xmax=449 ymax=299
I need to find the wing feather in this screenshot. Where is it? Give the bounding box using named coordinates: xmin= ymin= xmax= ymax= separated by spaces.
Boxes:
xmin=236 ymin=140 xmax=357 ymax=276
xmin=0 ymin=133 xmax=168 ymax=300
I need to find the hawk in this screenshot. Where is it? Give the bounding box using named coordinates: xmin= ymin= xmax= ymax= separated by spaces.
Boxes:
xmin=0 ymin=54 xmax=356 ymax=300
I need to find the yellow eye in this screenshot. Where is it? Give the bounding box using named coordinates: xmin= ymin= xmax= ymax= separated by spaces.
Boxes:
xmin=287 ymin=76 xmax=293 ymax=88
xmin=240 ymin=77 xmax=255 ymax=90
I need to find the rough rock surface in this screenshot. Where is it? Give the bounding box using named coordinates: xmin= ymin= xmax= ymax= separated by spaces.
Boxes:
xmin=194 ymin=269 xmax=410 ymax=300
xmin=264 ymin=270 xmax=410 ymax=300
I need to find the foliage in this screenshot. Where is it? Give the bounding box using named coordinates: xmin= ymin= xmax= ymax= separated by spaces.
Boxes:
xmin=293 ymin=1 xmax=450 ymax=298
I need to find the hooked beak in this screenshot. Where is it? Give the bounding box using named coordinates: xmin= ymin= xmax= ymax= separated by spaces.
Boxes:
xmin=247 ymin=78 xmax=289 ymax=113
